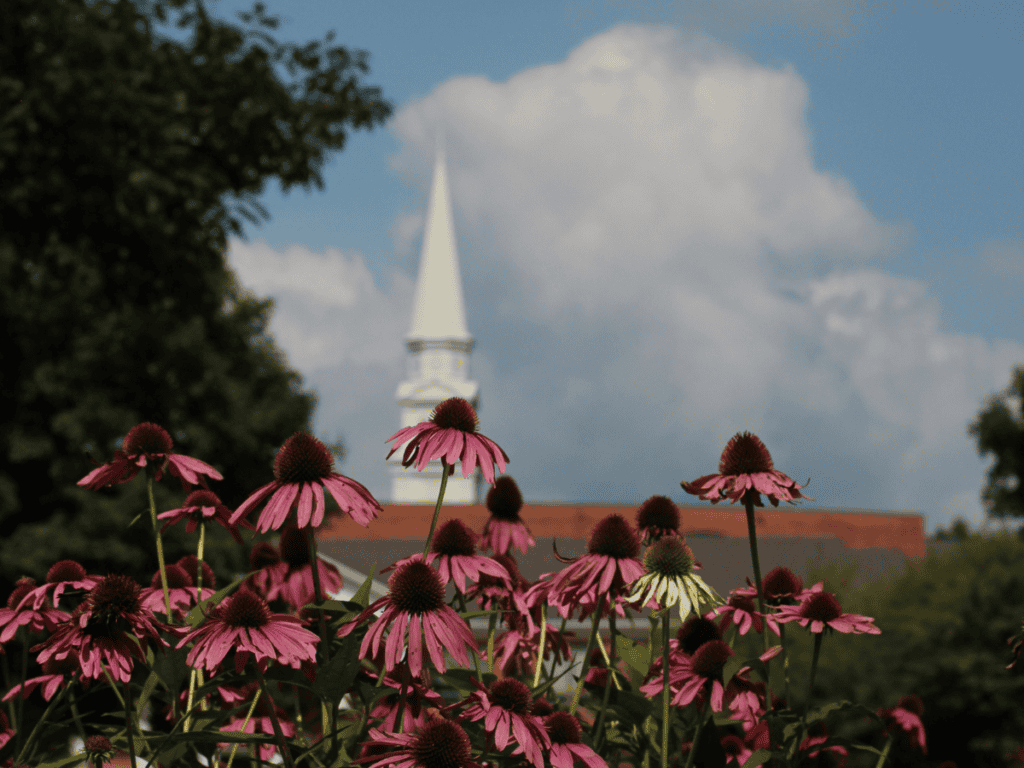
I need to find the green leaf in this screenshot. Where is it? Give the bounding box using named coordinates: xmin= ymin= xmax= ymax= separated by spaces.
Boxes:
xmin=350 ymin=563 xmax=378 ymax=609
xmin=616 ymin=634 xmax=651 ymax=676
xmin=312 ymin=632 xmax=363 ymax=703
xmin=741 ymin=749 xmax=772 ymax=768
xmin=150 ymin=644 xmax=191 ymax=700
xmin=135 ymin=669 xmax=161 ymax=721
xmin=36 ymin=755 xmax=87 ymax=768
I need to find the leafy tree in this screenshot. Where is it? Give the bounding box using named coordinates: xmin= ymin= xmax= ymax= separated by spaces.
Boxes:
xmin=0 ymin=0 xmax=391 ymax=599
xmin=777 ymin=535 xmax=1024 ymax=767
xmin=969 ymin=365 xmax=1024 ymax=528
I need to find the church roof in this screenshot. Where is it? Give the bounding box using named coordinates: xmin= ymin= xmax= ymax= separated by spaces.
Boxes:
xmin=406 ymin=149 xmax=471 ymax=341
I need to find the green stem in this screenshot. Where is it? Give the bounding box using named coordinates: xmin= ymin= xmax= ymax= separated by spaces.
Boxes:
xmin=68 ymin=684 xmax=87 ymax=744
xmin=874 ymin=734 xmax=894 ymax=768
xmin=487 ymin=612 xmax=498 ymax=675
xmin=661 ymin=612 xmax=671 ymax=768
xmin=147 ymin=477 xmax=172 ymax=620
xmin=682 ymin=695 xmax=710 ymax=768
xmin=256 ymin=666 xmax=296 ymax=768
xmin=123 ymin=677 xmax=137 ymax=768
xmin=423 ymin=459 xmax=450 ymax=558
xmin=13 ymin=680 xmax=71 ymax=766
xmin=306 ymin=527 xmax=330 ymax=657
xmin=790 ymin=632 xmax=824 ymax=760
xmin=593 ymin=599 xmax=617 ymax=751
xmin=394 ymin=661 xmax=411 ymax=734
xmin=569 ymin=609 xmax=602 ymax=716
xmin=532 ymin=601 xmax=548 ymax=689
xmin=225 ymin=687 xmax=262 ymax=768
xmin=743 ymin=494 xmax=775 ymax=761
xmin=780 ymin=622 xmax=790 ymax=705
xmin=549 ymin=615 xmax=569 ymax=681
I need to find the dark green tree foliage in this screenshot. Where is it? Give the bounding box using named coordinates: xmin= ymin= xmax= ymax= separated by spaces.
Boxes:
xmin=778 ymin=536 xmax=1024 ymax=767
xmin=0 ymin=0 xmax=391 ymax=596
xmin=969 ymin=365 xmax=1024 ymax=526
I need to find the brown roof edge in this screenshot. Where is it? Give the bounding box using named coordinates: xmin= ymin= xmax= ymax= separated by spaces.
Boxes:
xmin=321 ymin=503 xmax=927 ymax=561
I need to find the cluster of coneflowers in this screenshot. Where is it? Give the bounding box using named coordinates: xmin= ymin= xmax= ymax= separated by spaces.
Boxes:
xmin=0 ymin=397 xmax=944 ymax=767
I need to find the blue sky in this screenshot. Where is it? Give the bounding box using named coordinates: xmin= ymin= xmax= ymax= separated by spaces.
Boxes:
xmin=157 ymin=1 xmax=1022 ymax=534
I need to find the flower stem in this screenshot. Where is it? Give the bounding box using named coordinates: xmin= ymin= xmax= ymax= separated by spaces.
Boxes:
xmin=742 ymin=497 xmax=770 ymax=657
xmin=661 ymin=613 xmax=671 ymax=768
xmin=68 ymin=684 xmax=87 ymax=744
xmin=256 ymin=666 xmax=296 ymax=768
xmin=394 ymin=661 xmax=411 ymax=734
xmin=874 ymin=734 xmax=894 ymax=768
xmin=14 ymin=680 xmax=71 ymax=766
xmin=780 ymin=623 xmax=790 ymax=704
xmin=550 ymin=615 xmax=569 ymax=681
xmin=306 ymin=527 xmax=330 ymax=657
xmin=123 ymin=677 xmax=137 ymax=768
xmin=423 ymin=459 xmax=450 ymax=558
xmin=225 ymin=688 xmax=262 ymax=768
xmin=682 ymin=693 xmax=710 ymax=768
xmin=147 ymin=477 xmax=173 ymax=620
xmin=593 ymin=599 xmax=617 ymax=752
xmin=569 ymin=609 xmax=602 ymax=716
xmin=532 ymin=601 xmax=548 ymax=689
xmin=790 ymin=632 xmax=824 ymax=760
xmin=487 ymin=612 xmax=498 ymax=674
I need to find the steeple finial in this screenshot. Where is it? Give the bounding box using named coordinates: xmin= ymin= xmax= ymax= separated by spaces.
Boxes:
xmin=407 ymin=147 xmax=471 ymax=341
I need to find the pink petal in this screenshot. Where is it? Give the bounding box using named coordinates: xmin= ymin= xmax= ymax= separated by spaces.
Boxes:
xmin=407 ymin=613 xmax=423 ymax=678
xmin=296 ymin=483 xmax=314 ymax=528
xmin=230 ymin=482 xmax=278 ymax=525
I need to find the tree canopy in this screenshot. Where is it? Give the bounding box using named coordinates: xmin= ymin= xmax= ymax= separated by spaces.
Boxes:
xmin=0 ymin=0 xmax=392 ymax=594
xmin=969 ymin=365 xmax=1024 ymax=528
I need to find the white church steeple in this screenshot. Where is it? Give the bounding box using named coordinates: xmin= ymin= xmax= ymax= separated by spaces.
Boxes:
xmin=389 ymin=148 xmax=482 ymax=503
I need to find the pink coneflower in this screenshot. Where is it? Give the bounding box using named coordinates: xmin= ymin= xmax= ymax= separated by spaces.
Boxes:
xmin=720 ymin=733 xmax=752 ymax=766
xmin=707 ymin=589 xmax=779 ymax=637
xmin=774 ymin=582 xmax=880 ymax=635
xmin=640 ymin=640 xmax=735 ymax=712
xmin=2 ymin=654 xmax=79 ymax=702
xmin=245 ymin=541 xmax=283 ymax=598
xmin=877 ymin=694 xmax=926 ymax=754
xmin=0 ymin=577 xmax=69 ymax=643
xmin=14 ymin=560 xmax=100 ymax=611
xmin=680 ymin=431 xmax=813 ymax=508
xmin=447 ymin=678 xmax=551 ymax=768
xmin=230 ymin=431 xmax=381 ymax=534
xmin=140 ymin=563 xmax=212 ymax=618
xmin=176 ymin=587 xmax=319 ymax=677
xmin=386 ymin=397 xmax=509 ymax=485
xmin=77 ymin=422 xmax=222 ymax=490
xmin=157 ymin=489 xmax=251 ymax=543
xmin=635 ymin=495 xmax=682 ymax=546
xmin=339 ymin=558 xmax=478 ymax=679
xmin=724 ymin=666 xmax=767 ymax=730
xmin=32 ymin=575 xmax=169 ymax=683
xmin=467 ymin=552 xmax=526 ymax=612
xmin=0 ymin=711 xmax=13 ymax=750
xmin=263 ymin=525 xmax=343 ymax=610
xmin=761 ymin=566 xmax=803 ymax=605
xmin=480 ymin=477 xmax=535 ymax=555
xmin=352 ymin=717 xmax=486 ymax=768
xmin=488 ymin=606 xmax=573 ymax=679
xmin=218 ymin=680 xmax=297 ymax=763
xmin=417 ymin=519 xmax=511 ymax=594
xmin=365 ymin=659 xmax=447 ymax=733
xmin=541 ymin=514 xmax=644 ymax=621
xmin=530 ymin=712 xmax=608 ymax=768
xmin=799 ymin=720 xmax=850 ymax=762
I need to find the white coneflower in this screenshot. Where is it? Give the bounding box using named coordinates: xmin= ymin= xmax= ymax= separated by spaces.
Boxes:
xmin=627 ymin=536 xmax=722 ymax=620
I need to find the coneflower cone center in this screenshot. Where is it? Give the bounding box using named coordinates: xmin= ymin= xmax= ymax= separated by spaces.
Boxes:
xmin=691 ymin=640 xmax=733 ymax=678
xmin=728 ymin=595 xmax=756 ymax=613
xmin=412 ymin=720 xmax=472 ymax=768
xmin=432 ymin=519 xmax=477 ymax=557
xmin=47 ymin=560 xmax=86 ymax=584
xmin=489 ymin=678 xmax=532 ymax=714
xmin=486 ymin=476 xmax=523 ymax=520
xmin=89 ymin=575 xmax=141 ymax=621
xmin=643 ymin=536 xmax=694 ymax=577
xmin=801 ymin=592 xmax=842 ymax=623
xmin=7 ymin=577 xmax=36 ymax=609
xmin=430 ymin=397 xmax=479 ymax=433
xmin=677 ymin=617 xmax=722 ymax=655
xmin=763 ymin=566 xmax=802 ymax=603
xmin=545 ymin=712 xmax=583 ymax=744
xmin=84 ymin=735 xmax=114 ymax=758
xmin=178 ymin=555 xmax=216 ymax=589
xmin=184 ymin=489 xmax=221 ymax=509
xmin=249 ymin=542 xmax=281 ymax=571
xmin=123 ymin=422 xmax=174 ymax=455
xmin=279 ymin=526 xmax=311 ymax=568
xmin=636 ymin=495 xmax=680 ymax=533
xmin=223 ymin=590 xmax=271 ymax=628
xmin=718 ymin=431 xmax=774 ymax=475
xmin=273 ymin=432 xmax=334 ymax=483
xmin=156 ymin=564 xmax=192 ymax=589
xmin=587 ymin=514 xmax=640 ymax=559
xmin=389 ymin=560 xmax=445 ymax=613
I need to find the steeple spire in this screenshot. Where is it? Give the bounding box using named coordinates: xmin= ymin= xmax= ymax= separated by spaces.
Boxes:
xmin=389 ymin=147 xmax=481 ymax=503
xmin=407 ymin=148 xmax=471 ymax=341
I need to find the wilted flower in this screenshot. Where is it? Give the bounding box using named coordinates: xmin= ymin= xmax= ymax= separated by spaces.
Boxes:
xmin=481 ymin=476 xmax=535 ymax=555
xmin=627 ymin=535 xmax=722 ymax=620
